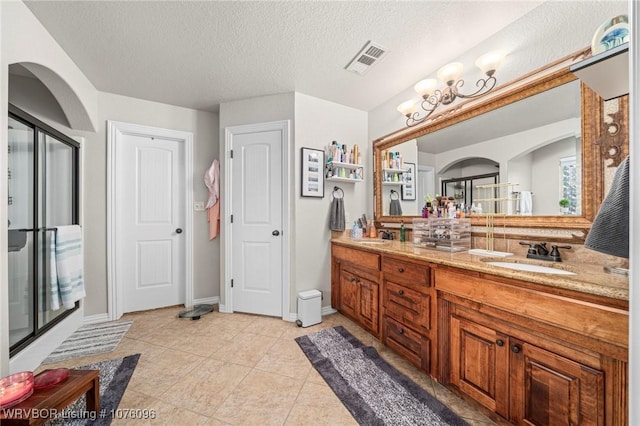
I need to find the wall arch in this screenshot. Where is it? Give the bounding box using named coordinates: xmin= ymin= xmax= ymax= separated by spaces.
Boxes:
xmin=12 ymin=62 xmax=94 ymax=131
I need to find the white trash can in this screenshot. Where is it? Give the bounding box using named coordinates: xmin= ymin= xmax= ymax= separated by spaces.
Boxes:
xmin=296 ymin=289 xmax=322 ymax=327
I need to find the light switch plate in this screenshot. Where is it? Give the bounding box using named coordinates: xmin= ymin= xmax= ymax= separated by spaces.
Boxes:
xmin=194 ymin=201 xmax=205 ymax=211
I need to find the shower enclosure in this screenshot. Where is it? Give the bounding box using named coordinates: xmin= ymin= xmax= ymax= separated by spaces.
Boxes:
xmin=8 ymin=105 xmax=80 ymax=356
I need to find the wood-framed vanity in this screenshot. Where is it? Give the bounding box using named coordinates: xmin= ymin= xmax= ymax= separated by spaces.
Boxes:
xmin=331 ymin=239 xmax=628 ymax=425
xmin=333 ymin=45 xmax=630 ymax=424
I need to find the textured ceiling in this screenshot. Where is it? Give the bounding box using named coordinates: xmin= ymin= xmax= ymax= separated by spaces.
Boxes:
xmin=24 ymin=1 xmax=544 ymax=113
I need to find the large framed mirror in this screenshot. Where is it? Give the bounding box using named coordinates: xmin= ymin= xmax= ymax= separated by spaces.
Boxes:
xmin=373 ymin=48 xmax=628 ymax=234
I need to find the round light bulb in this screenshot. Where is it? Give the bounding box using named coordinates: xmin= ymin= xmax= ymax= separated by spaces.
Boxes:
xmin=437 ymin=62 xmax=463 ymax=86
xmin=397 ymin=100 xmax=418 ymax=117
xmin=414 ymin=79 xmax=438 ymax=98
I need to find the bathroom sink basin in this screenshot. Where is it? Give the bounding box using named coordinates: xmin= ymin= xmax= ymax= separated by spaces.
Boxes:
xmin=353 ymin=240 xmax=391 ymax=246
xmin=485 ymin=261 xmax=576 ymax=275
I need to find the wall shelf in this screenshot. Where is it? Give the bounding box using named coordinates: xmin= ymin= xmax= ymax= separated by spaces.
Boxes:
xmin=326 ymin=176 xmax=363 ymax=183
xmin=326 ymin=160 xmax=363 ymax=183
xmin=570 ymin=43 xmax=628 ymax=101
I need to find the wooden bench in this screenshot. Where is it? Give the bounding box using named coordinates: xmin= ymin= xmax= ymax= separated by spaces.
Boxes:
xmin=0 ymin=369 xmax=100 ymax=426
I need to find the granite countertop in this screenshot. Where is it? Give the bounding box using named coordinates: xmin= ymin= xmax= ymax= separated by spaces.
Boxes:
xmin=332 ymin=238 xmax=629 ymax=302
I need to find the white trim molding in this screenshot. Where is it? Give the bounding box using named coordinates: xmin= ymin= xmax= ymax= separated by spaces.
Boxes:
xmin=322 ymin=306 xmax=338 ymax=316
xmin=83 ymin=313 xmax=110 ymax=325
xmin=107 ymin=121 xmax=194 ymax=320
xmin=192 ymin=296 xmax=220 ymax=306
xmin=223 ymin=120 xmax=291 ymax=320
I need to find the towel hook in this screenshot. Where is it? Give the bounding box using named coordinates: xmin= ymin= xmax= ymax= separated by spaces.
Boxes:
xmin=332 ymin=186 xmax=344 ymax=199
xmin=390 ymin=189 xmax=400 ymax=200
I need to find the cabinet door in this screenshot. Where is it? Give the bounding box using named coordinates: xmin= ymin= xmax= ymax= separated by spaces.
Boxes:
xmin=450 ymin=315 xmax=509 ymax=417
xmin=339 ymin=269 xmax=360 ymax=321
xmin=510 ymin=340 xmax=604 ymax=426
xmin=358 ymin=277 xmax=379 ymax=334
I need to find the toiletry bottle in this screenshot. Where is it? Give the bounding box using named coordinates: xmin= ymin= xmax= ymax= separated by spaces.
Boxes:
xmin=369 ymin=221 xmax=376 ymax=238
xmin=400 ymin=222 xmax=406 ymax=242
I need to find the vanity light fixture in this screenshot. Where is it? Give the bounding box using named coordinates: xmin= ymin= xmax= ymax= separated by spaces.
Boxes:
xmin=397 ymin=50 xmax=506 ymax=127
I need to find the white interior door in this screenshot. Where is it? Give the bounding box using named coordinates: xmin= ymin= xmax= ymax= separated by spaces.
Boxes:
xmin=116 ymin=133 xmax=185 ymax=313
xmin=231 ymin=128 xmax=283 ymax=317
xmin=418 ymin=166 xmax=435 ymax=205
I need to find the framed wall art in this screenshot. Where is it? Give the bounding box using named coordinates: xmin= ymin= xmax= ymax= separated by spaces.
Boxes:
xmin=301 ymin=147 xmax=325 ymax=198
xmin=401 ymin=162 xmax=416 ymax=200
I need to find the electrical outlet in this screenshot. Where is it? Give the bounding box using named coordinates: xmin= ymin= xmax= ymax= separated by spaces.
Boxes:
xmin=194 ymin=201 xmax=205 ymax=211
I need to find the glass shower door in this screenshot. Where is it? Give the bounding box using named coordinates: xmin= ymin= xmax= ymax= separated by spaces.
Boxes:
xmin=39 ymin=133 xmax=75 ymax=327
xmin=8 ymin=107 xmax=79 ymax=355
xmin=7 ymin=117 xmax=35 ymax=346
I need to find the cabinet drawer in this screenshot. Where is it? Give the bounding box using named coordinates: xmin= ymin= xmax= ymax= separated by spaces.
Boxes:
xmin=383 ymin=281 xmax=430 ymax=332
xmin=333 ymin=245 xmax=380 ymax=271
xmin=382 ymin=316 xmax=430 ymax=373
xmin=382 ymin=257 xmax=430 ymax=288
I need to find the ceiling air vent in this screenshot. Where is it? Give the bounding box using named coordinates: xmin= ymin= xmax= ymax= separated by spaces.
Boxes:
xmin=345 ymin=41 xmax=388 ymax=75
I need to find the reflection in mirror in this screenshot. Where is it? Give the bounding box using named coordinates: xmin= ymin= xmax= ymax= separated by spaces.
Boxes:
xmin=380 ymin=80 xmax=582 ymax=217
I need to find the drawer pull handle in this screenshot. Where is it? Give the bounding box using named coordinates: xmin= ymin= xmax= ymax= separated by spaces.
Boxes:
xmin=398 ymin=268 xmax=404 ymax=273
xmin=398 ymin=328 xmax=404 ymax=335
xmin=495 ymin=339 xmax=504 ymax=347
xmin=398 ymin=290 xmax=404 ymax=296
xmin=511 ymin=344 xmax=521 ymax=354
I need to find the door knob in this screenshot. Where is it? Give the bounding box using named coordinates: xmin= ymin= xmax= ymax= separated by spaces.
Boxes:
xmin=272 ymin=230 xmax=280 ymax=236
xmin=176 ymin=228 xmax=183 ymax=234
xmin=495 ymin=339 xmax=504 ymax=347
xmin=511 ymin=344 xmax=521 ymax=353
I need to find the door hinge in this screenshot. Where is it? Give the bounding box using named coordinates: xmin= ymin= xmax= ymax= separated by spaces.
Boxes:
xmin=231 ymin=279 xmax=234 ymax=288
xmin=231 ymin=214 xmax=233 ymax=223
xmin=230 ymin=149 xmax=233 ymax=159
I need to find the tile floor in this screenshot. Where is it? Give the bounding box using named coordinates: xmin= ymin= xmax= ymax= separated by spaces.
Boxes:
xmin=37 ymin=306 xmax=497 ymax=425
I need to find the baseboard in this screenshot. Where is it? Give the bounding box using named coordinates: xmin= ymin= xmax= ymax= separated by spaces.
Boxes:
xmin=217 ymin=304 xmax=336 ymax=320
xmin=83 ymin=313 xmax=110 ymax=325
xmin=322 ymin=306 xmax=337 ymax=316
xmin=285 ymin=313 xmax=298 ymax=322
xmin=192 ymin=296 xmax=219 ymax=306
xmin=218 ymin=304 xmax=230 ymax=313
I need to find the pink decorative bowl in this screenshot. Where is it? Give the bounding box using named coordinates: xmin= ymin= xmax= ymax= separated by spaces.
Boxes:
xmin=34 ymin=368 xmax=69 ymax=390
xmin=0 ymin=371 xmax=34 ymax=408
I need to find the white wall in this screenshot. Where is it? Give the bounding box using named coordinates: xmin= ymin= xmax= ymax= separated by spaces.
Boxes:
xmin=0 ymin=0 xmax=8 ymax=376
xmin=629 ymin=2 xmax=638 ymax=424
xmin=294 ymin=93 xmax=368 ymax=309
xmin=530 ymin=137 xmax=577 ymax=215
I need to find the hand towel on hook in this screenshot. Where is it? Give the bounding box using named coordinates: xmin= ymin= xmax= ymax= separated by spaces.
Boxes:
xmin=330 ymin=187 xmax=345 ymax=231
xmin=389 ymin=190 xmax=403 ymax=215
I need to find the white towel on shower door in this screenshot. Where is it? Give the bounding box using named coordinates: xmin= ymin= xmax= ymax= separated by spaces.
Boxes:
xmin=50 ymin=225 xmax=85 ymax=310
xmin=520 ymin=191 xmax=533 ymax=216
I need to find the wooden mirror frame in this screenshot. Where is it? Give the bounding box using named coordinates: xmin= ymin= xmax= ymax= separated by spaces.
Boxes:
xmin=373 ymin=48 xmax=628 ymax=233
